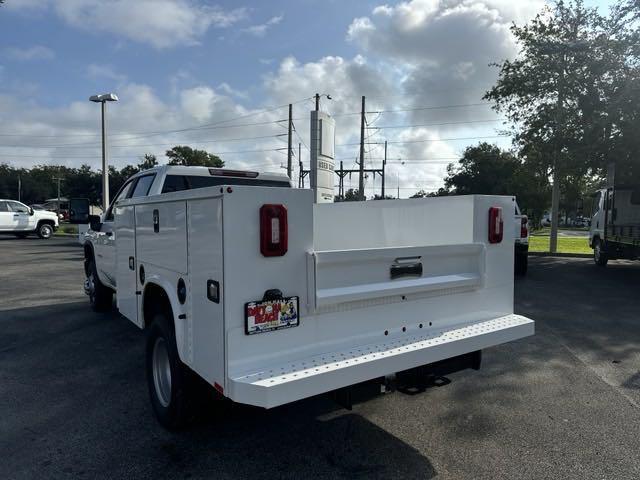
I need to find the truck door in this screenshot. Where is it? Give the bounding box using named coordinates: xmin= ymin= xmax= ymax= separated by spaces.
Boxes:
xmin=115 ymin=204 xmax=139 ymax=325
xmin=0 ymin=201 xmax=12 ymax=230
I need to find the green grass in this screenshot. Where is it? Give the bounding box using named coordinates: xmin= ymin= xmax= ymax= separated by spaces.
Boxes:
xmin=55 ymin=223 xmax=79 ymax=235
xmin=528 ymin=235 xmax=591 ymax=254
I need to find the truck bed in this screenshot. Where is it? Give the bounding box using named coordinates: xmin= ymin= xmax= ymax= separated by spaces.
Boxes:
xmin=116 ymin=187 xmax=533 ymax=408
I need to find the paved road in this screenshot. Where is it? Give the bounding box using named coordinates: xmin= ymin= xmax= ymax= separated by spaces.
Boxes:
xmin=1 ymin=237 xmax=639 ymax=479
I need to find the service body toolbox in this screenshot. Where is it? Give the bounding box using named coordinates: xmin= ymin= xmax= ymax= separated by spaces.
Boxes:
xmin=112 ymin=184 xmax=533 ymax=420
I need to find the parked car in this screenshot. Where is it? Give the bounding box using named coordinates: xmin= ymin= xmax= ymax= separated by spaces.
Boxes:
xmin=0 ymin=199 xmax=59 ymax=238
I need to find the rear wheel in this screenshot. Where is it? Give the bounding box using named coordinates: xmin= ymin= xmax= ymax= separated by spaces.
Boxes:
xmin=85 ymin=257 xmax=113 ymax=311
xmin=36 ymin=222 xmax=53 ymax=239
xmin=594 ymin=238 xmax=608 ymax=266
xmin=146 ymin=311 xmax=194 ymax=430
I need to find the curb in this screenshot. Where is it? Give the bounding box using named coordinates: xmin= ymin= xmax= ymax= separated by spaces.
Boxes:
xmin=529 ymin=252 xmax=592 ymax=258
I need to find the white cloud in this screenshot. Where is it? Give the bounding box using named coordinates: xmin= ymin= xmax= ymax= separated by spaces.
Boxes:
xmin=0 ymin=0 xmax=546 ymax=195
xmin=8 ymin=0 xmax=248 ymax=49
xmin=3 ymin=45 xmax=55 ymax=61
xmin=243 ymin=14 xmax=283 ymax=37
xmin=86 ymin=64 xmax=127 ymax=84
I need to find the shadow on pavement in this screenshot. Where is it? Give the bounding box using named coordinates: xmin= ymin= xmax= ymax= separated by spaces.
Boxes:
xmin=0 ymin=301 xmax=436 ymax=480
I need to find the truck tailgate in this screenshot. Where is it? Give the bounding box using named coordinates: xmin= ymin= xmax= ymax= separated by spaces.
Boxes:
xmin=230 ymin=314 xmax=533 ymax=408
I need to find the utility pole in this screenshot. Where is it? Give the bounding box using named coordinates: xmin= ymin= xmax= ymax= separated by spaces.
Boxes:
xmin=358 ymin=95 xmax=365 ymax=201
xmin=298 ymin=142 xmax=301 ymax=187
xmin=382 ymin=140 xmax=387 ymax=198
xmin=550 ymin=52 xmax=566 ymax=254
xmin=52 ymin=176 xmax=63 ymax=216
xmin=315 ymin=93 xmax=320 ymax=111
xmin=17 ymin=175 xmax=21 ymax=202
xmin=397 ymin=172 xmax=400 ymax=200
xmin=287 ymin=103 xmax=293 ymax=180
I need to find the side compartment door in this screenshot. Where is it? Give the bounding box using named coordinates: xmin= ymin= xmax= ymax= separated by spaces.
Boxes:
xmin=187 ymin=197 xmax=225 ymax=389
xmin=115 ymin=204 xmax=140 ymax=326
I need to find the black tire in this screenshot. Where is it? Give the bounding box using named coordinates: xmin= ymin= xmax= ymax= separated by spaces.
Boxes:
xmin=36 ymin=222 xmax=54 ymax=239
xmin=515 ymin=252 xmax=528 ymax=276
xmin=593 ymin=238 xmax=608 ymax=267
xmin=85 ymin=257 xmax=113 ymax=311
xmin=14 ymin=233 xmax=29 ymax=238
xmin=146 ymin=311 xmax=193 ymax=430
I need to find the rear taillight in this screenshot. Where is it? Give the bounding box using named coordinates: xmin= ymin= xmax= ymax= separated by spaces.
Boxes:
xmin=520 ymin=216 xmax=528 ymax=238
xmin=260 ymin=204 xmax=288 ymax=257
xmin=488 ymin=207 xmax=504 ymax=244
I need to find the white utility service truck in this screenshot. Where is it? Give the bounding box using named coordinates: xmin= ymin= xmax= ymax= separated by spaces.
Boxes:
xmin=84 ymin=165 xmax=534 ymax=429
xmin=590 ymin=185 xmax=640 ymax=265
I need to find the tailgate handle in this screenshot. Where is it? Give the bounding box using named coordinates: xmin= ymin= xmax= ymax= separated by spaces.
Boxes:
xmin=390 ymin=257 xmax=423 ymax=279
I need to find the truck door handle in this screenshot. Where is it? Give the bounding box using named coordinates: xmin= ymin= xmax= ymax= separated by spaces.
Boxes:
xmin=390 ymin=257 xmax=423 ymax=279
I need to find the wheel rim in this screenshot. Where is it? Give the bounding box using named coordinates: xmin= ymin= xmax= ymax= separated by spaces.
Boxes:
xmin=86 ymin=269 xmax=96 ymax=303
xmin=40 ymin=225 xmax=52 ymax=238
xmin=152 ymin=337 xmax=172 ymax=408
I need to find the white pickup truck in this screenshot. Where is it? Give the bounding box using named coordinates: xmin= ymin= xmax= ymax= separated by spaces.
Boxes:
xmin=83 ymin=165 xmax=534 ymax=429
xmin=0 ymin=199 xmax=59 ymax=239
xmin=514 ymin=203 xmax=529 ymax=275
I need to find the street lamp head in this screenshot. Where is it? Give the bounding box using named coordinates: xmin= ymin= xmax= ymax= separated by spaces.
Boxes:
xmin=89 ymin=93 xmax=118 ymax=103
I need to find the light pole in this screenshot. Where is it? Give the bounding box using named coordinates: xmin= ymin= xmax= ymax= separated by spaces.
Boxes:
xmin=90 ymin=93 xmax=118 ymax=211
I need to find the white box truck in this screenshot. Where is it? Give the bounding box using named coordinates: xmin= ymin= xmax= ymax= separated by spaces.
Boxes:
xmin=84 ymin=166 xmax=534 ymax=429
xmin=590 ymin=185 xmax=640 ymax=265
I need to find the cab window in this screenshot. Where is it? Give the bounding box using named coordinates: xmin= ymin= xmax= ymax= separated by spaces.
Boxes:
xmin=105 ymin=180 xmax=135 ymax=221
xmin=130 ymin=174 xmax=156 ymax=198
xmin=8 ymin=201 xmax=29 ymax=213
xmin=161 ymin=175 xmax=188 ymax=193
xmin=0 ymin=201 xmax=9 ymax=212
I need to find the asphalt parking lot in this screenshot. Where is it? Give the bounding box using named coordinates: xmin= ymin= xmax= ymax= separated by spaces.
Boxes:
xmin=1 ymin=237 xmax=639 ymax=480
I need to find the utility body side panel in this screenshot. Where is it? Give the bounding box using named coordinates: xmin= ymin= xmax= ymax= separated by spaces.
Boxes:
xmin=136 ymin=201 xmax=188 ymax=275
xmin=187 ymin=197 xmax=225 ymax=389
xmin=114 ymin=204 xmax=139 ymax=325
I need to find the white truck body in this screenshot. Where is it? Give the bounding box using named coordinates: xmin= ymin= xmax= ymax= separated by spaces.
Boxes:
xmin=103 ymin=177 xmax=533 ymax=410
xmin=590 ymin=186 xmax=640 ymax=265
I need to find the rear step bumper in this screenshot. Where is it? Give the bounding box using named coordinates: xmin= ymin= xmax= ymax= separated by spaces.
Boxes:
xmin=228 ymin=314 xmax=534 ymax=408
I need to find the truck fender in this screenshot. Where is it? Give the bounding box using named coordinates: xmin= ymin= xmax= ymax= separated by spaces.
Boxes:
xmin=141 ymin=276 xmax=189 ymax=365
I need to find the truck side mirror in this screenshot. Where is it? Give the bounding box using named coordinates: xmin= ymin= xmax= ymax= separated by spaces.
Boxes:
xmin=89 ymin=215 xmax=102 ymax=232
xmin=29 ymin=207 xmax=34 ymax=216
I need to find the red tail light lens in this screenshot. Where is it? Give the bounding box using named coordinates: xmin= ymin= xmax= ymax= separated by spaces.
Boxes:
xmin=520 ymin=216 xmax=528 ymax=238
xmin=488 ymin=207 xmax=504 ymax=244
xmin=260 ymin=204 xmax=288 ymax=257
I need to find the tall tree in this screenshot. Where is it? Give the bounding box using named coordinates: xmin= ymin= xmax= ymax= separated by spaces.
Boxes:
xmin=485 ymin=0 xmax=640 ymax=183
xmin=165 ymin=146 xmax=224 ymax=167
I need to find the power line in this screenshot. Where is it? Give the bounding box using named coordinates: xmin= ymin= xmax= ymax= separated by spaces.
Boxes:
xmin=375 ymin=118 xmax=506 ymax=129
xmin=336 ymin=134 xmax=509 ymax=147
xmin=0 ymin=133 xmax=287 ymax=149
xmin=0 ymin=98 xmax=311 ymax=139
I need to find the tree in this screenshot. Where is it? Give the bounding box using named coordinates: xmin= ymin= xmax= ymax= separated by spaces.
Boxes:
xmin=373 ymin=194 xmax=395 ymax=200
xmin=165 ymin=146 xmax=224 ymax=167
xmin=334 ymin=188 xmax=362 ymax=202
xmin=139 ymin=153 xmax=158 ymax=170
xmin=443 ymin=143 xmax=551 ymax=224
xmin=485 ymin=0 xmax=640 ymax=183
